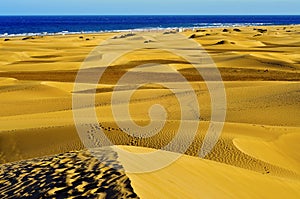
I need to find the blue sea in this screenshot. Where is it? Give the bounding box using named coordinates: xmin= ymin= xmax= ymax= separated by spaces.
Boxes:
xmin=0 ymin=15 xmax=300 ymax=36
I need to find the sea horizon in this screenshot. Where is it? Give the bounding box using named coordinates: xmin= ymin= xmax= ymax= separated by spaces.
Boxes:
xmin=1 ymin=15 xmax=300 ymax=36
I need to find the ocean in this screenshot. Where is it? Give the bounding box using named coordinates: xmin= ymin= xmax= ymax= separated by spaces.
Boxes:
xmin=0 ymin=15 xmax=300 ymax=36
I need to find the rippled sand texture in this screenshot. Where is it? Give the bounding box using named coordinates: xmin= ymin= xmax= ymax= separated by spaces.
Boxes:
xmin=0 ymin=26 xmax=300 ymax=198
xmin=0 ymin=148 xmax=139 ymax=199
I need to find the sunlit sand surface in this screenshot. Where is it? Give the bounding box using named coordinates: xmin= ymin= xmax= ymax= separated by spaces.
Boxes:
xmin=0 ymin=26 xmax=299 ymax=198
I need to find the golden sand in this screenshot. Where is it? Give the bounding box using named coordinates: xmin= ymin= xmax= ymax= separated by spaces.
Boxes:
xmin=0 ymin=26 xmax=299 ymax=198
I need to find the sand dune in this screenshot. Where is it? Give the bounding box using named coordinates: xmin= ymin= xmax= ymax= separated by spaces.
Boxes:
xmin=233 ymin=133 xmax=300 ymax=174
xmin=0 ymin=25 xmax=299 ymax=198
xmin=1 ymin=145 xmax=299 ymax=198
xmin=123 ymin=146 xmax=300 ymax=199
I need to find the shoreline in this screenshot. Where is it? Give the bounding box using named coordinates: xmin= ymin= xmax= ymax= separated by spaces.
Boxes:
xmin=1 ymin=24 xmax=300 ymax=38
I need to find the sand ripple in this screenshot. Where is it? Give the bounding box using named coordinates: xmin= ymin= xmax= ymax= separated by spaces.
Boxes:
xmin=0 ymin=149 xmax=139 ymax=199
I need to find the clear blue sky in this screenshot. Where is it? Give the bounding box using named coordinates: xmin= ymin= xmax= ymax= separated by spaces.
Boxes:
xmin=1 ymin=0 xmax=299 ymax=15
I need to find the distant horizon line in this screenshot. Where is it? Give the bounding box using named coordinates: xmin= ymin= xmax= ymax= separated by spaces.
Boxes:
xmin=0 ymin=14 xmax=300 ymax=16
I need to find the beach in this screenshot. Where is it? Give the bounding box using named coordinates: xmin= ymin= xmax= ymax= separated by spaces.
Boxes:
xmin=0 ymin=25 xmax=300 ymax=198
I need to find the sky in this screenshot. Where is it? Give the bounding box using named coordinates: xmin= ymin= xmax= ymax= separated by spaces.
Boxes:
xmin=1 ymin=0 xmax=299 ymax=15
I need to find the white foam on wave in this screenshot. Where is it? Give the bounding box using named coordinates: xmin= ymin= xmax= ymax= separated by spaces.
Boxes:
xmin=0 ymin=22 xmax=295 ymax=38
